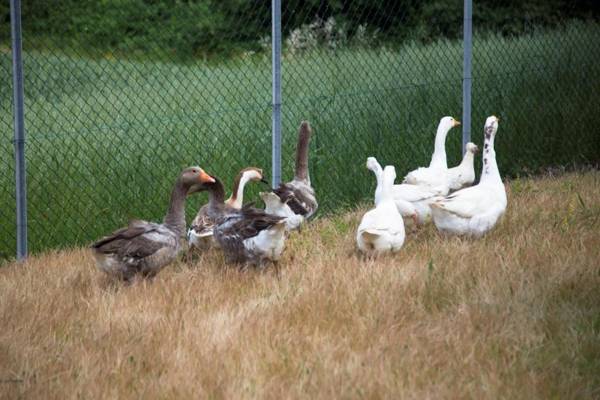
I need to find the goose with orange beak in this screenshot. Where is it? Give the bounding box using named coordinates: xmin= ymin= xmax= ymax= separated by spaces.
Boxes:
xmin=403 ymin=116 xmax=461 ymax=194
xmin=91 ymin=167 xmax=215 ymax=282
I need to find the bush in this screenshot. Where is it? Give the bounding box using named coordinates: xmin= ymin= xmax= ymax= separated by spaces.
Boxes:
xmin=0 ymin=0 xmax=596 ymax=58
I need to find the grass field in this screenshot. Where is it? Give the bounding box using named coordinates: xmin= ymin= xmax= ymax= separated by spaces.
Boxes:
xmin=1 ymin=22 xmax=599 ymax=259
xmin=0 ymin=171 xmax=599 ymax=399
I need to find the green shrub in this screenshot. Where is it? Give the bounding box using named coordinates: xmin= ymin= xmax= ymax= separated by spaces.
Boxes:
xmin=1 ymin=0 xmax=596 ymax=58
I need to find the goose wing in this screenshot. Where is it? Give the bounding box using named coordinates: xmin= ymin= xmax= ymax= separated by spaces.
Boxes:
xmin=403 ymin=167 xmax=431 ymax=185
xmin=214 ymin=205 xmax=285 ymax=257
xmin=273 ymin=183 xmax=311 ymax=216
xmin=190 ymin=204 xmax=214 ymax=237
xmin=392 ymin=184 xmax=439 ymax=203
xmin=358 ymin=204 xmax=404 ymax=235
xmin=432 ymin=186 xmax=495 ymax=218
xmin=403 ymin=167 xmax=449 ymax=191
xmin=91 ymin=220 xmax=169 ymax=259
xmin=446 ymin=166 xmax=474 ymax=190
xmin=446 ymin=167 xmax=463 ymax=190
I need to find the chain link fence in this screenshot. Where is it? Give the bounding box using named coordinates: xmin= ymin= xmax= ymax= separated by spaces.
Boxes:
xmin=1 ymin=1 xmax=599 ymax=260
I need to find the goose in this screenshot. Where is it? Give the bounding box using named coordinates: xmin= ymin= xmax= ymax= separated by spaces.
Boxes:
xmin=447 ymin=142 xmax=479 ymax=191
xmin=91 ymin=167 xmax=215 ymax=281
xmin=403 ymin=116 xmax=461 ymax=194
xmin=357 ymin=165 xmax=405 ymax=255
xmin=431 ymin=116 xmax=506 ymax=237
xmin=367 ymin=157 xmax=444 ymax=226
xmin=203 ymin=176 xmax=287 ymax=266
xmin=260 ymin=191 xmax=304 ymax=231
xmin=271 ymin=121 xmax=318 ymax=229
xmin=188 ymin=167 xmax=267 ymax=249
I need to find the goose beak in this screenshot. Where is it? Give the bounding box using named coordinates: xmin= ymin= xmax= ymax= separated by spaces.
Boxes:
xmin=473 ymin=145 xmax=480 ymax=154
xmin=260 ymin=177 xmax=270 ymax=185
xmin=199 ymin=169 xmax=215 ymax=184
xmin=453 ymin=120 xmax=461 ymax=127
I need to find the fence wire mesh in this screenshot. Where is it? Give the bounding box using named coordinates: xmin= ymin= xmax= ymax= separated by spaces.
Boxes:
xmin=0 ymin=1 xmax=599 ymax=259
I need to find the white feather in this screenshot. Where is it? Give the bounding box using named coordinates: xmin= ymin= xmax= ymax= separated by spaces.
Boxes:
xmin=432 ymin=116 xmax=506 ymax=237
xmin=357 ymin=165 xmax=405 ymax=255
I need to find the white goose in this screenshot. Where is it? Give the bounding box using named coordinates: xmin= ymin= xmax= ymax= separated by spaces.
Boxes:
xmin=431 ymin=116 xmax=506 ymax=237
xmin=403 ymin=116 xmax=461 ymax=194
xmin=357 ymin=165 xmax=405 ymax=255
xmin=447 ymin=142 xmax=479 ymax=191
xmin=367 ymin=157 xmax=443 ymax=226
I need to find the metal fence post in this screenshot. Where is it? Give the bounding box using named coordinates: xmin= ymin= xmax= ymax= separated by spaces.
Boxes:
xmin=271 ymin=0 xmax=282 ymax=188
xmin=10 ymin=0 xmax=27 ymax=260
xmin=462 ymin=0 xmax=473 ymax=154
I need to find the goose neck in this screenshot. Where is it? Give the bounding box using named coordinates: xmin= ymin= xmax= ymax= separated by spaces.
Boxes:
xmin=379 ymin=173 xmax=394 ymax=201
xmin=163 ymin=180 xmax=188 ymax=237
xmin=227 ymin=173 xmax=249 ymax=209
xmin=430 ymin=125 xmax=449 ymax=169
xmin=207 ymin=178 xmax=226 ymax=213
xmin=480 ymin=135 xmax=501 ymax=185
xmin=460 ymin=151 xmax=475 ymax=168
xmin=373 ymin=168 xmax=383 ymax=204
xmin=294 ymin=122 xmax=312 ymax=184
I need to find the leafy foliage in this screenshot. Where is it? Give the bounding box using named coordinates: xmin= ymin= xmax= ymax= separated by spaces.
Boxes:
xmin=0 ymin=0 xmax=596 ymax=58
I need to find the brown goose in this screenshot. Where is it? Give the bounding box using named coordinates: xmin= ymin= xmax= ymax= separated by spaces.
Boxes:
xmin=203 ymin=176 xmax=287 ymax=266
xmin=188 ymin=167 xmax=267 ymax=249
xmin=91 ymin=167 xmax=215 ymax=281
xmin=271 ymin=121 xmax=318 ymax=229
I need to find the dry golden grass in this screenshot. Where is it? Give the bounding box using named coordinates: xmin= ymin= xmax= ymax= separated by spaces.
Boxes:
xmin=1 ymin=172 xmax=599 ymax=399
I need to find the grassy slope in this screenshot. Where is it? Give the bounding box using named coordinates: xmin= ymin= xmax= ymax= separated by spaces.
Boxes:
xmin=0 ymin=22 xmax=599 ymax=258
xmin=0 ymin=172 xmax=599 ymax=399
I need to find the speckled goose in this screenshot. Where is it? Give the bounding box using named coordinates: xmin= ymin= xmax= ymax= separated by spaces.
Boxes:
xmin=271 ymin=121 xmax=318 ymax=229
xmin=188 ymin=167 xmax=267 ymax=249
xmin=203 ymin=176 xmax=287 ymax=266
xmin=431 ymin=116 xmax=507 ymax=237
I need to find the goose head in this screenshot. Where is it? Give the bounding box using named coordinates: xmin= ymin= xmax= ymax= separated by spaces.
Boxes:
xmin=240 ymin=167 xmax=269 ymax=185
xmin=438 ymin=116 xmax=461 ymax=134
xmin=366 ymin=157 xmax=382 ymax=173
xmin=466 ymin=142 xmax=479 ymax=154
xmin=484 ymin=116 xmax=500 ymax=140
xmin=225 ymin=167 xmax=269 ymax=208
xmin=181 ymin=166 xmax=215 ymax=195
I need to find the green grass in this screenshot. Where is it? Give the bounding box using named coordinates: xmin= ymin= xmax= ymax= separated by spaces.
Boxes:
xmin=1 ymin=22 xmax=599 ymax=259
